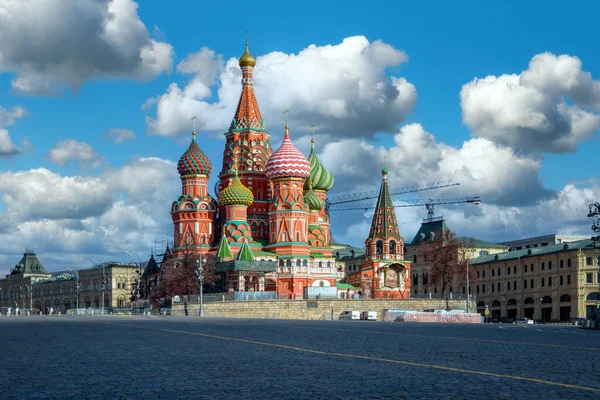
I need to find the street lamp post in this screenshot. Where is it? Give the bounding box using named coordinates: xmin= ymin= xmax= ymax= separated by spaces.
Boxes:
xmin=196 ymin=257 xmax=206 ymax=317
xmin=466 ymin=259 xmax=470 ymax=313
xmin=588 ymin=202 xmax=600 ymax=329
xmin=90 ymin=258 xmax=105 ymax=315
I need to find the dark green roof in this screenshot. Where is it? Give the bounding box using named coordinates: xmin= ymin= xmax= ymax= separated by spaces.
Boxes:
xmin=410 ymin=219 xmax=449 ymax=245
xmin=470 ymin=239 xmax=594 ymax=265
xmin=334 ymin=245 xmax=365 ymax=260
xmin=11 ymin=251 xmax=47 ymax=276
xmin=457 ymin=237 xmax=507 ymax=250
xmin=214 ymin=260 xmax=277 ymax=273
xmin=142 ymin=254 xmax=159 ymax=278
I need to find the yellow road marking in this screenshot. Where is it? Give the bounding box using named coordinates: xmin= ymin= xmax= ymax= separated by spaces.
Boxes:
xmin=189 ymin=320 xmax=600 ymax=353
xmin=102 ymin=321 xmax=600 ymax=393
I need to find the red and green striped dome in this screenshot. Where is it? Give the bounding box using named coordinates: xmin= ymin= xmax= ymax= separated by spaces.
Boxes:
xmin=178 ymin=134 xmax=212 ymax=176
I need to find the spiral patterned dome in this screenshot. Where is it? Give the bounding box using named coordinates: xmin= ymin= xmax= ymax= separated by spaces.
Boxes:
xmin=304 ymin=183 xmax=324 ymax=211
xmin=219 ymin=170 xmax=254 ymax=206
xmin=177 ymin=133 xmax=212 ymax=176
xmin=265 ymin=127 xmax=311 ymax=180
xmin=304 ymin=140 xmax=334 ymax=191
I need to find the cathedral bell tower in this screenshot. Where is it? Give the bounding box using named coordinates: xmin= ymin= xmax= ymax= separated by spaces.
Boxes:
xmin=171 ymin=130 xmax=216 ymax=257
xmin=218 ymin=42 xmax=272 ymax=241
xmin=265 ymin=122 xmax=312 ymax=257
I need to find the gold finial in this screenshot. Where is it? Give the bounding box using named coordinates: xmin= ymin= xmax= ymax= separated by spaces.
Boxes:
xmin=310 ymin=124 xmax=316 ymax=147
xmin=191 ymin=116 xmax=197 ymax=141
xmin=239 ymin=34 xmax=256 ymax=68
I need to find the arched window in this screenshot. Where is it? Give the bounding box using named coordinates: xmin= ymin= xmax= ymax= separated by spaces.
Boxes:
xmin=560 ymin=294 xmax=571 ymax=302
xmin=302 ymin=260 xmax=308 ymax=267
xmin=491 ymin=300 xmax=501 ymax=307
xmin=327 ymin=261 xmax=331 ymax=268
xmin=389 ymin=240 xmax=396 ymax=254
xmin=319 ymin=261 xmax=323 ymax=268
xmin=586 ymin=292 xmax=600 ymax=301
xmin=376 ymin=240 xmax=383 ymax=255
xmin=524 ymin=297 xmax=534 ymax=304
xmin=286 ymin=260 xmax=292 ymax=267
xmin=296 ymin=259 xmax=301 ymax=267
xmin=479 ymin=250 xmax=489 ymax=256
xmin=477 ymin=301 xmax=485 ymax=307
xmin=541 ymin=296 xmax=552 ymax=304
xmin=507 ymin=298 xmax=517 ymax=306
xmin=279 ymin=260 xmax=284 ymax=267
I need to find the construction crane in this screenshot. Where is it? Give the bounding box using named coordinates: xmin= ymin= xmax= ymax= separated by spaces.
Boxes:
xmin=324 ymin=180 xmax=459 ymax=212
xmin=328 ymin=196 xmax=481 ymax=220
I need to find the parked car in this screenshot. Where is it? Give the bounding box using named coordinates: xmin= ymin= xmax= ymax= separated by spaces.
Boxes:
xmin=515 ymin=318 xmax=534 ymax=324
xmin=571 ymin=317 xmax=586 ymax=326
xmin=360 ymin=311 xmax=377 ymax=321
xmin=339 ymin=311 xmax=360 ymax=320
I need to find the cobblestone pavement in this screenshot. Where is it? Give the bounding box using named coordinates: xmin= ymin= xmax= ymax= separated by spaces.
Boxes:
xmin=1 ymin=316 xmax=599 ymax=399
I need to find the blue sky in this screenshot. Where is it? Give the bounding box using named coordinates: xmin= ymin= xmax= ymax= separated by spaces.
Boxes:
xmin=0 ymin=0 xmax=598 ymax=272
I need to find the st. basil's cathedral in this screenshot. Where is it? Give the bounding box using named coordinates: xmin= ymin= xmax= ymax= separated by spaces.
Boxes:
xmin=168 ymin=43 xmax=411 ymax=299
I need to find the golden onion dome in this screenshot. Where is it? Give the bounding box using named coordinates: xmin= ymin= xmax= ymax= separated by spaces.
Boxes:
xmin=219 ymin=170 xmax=254 ymax=206
xmin=239 ymin=42 xmax=256 ymax=68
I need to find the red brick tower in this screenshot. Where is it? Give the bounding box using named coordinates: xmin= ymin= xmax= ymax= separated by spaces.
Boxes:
xmin=218 ymin=42 xmax=272 ymax=241
xmin=265 ymin=123 xmax=312 ymax=257
xmin=172 ymin=130 xmax=216 ymax=257
xmin=349 ymin=164 xmax=411 ymax=298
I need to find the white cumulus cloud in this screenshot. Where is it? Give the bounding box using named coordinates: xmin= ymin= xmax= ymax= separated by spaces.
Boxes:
xmin=0 ymin=0 xmax=174 ymax=95
xmin=103 ymin=128 xmax=136 ymax=143
xmin=461 ymin=52 xmax=600 ymax=153
xmin=47 ymin=139 xmax=104 ymax=168
xmin=144 ymin=36 xmax=416 ymax=139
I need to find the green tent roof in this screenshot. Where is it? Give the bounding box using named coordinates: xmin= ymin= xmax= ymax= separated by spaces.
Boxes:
xmin=217 ymin=235 xmax=232 ymax=259
xmin=236 ymin=240 xmax=254 ymax=261
xmin=335 ymin=282 xmax=358 ymax=290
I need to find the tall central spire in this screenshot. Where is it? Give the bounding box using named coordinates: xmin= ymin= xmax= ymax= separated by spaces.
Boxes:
xmin=367 ymin=163 xmax=401 ymax=240
xmin=230 ymin=41 xmax=264 ymax=131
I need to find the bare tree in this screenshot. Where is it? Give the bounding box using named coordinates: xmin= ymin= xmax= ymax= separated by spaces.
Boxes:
xmin=419 ymin=229 xmax=473 ymax=302
xmin=163 ymin=235 xmax=215 ymax=300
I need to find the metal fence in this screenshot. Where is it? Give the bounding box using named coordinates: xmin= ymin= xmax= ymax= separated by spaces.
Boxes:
xmin=201 ymin=291 xmax=277 ymax=302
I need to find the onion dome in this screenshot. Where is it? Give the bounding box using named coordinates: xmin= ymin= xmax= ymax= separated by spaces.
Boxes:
xmin=178 ymin=132 xmax=212 ymax=176
xmin=382 ymin=163 xmax=388 ymax=176
xmin=265 ymin=126 xmax=311 ymax=180
xmin=219 ymin=170 xmax=254 ymax=206
xmin=304 ymin=138 xmax=334 ymax=191
xmin=304 ymin=182 xmax=324 ymax=211
xmin=239 ymin=42 xmax=256 ymax=68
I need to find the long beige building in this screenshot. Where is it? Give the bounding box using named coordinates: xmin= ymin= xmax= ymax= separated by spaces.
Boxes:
xmin=470 ymin=239 xmax=599 ymax=322
xmin=0 ymin=250 xmax=142 ymax=314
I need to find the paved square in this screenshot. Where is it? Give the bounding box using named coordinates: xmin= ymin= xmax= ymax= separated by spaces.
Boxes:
xmin=1 ymin=316 xmax=598 ymax=399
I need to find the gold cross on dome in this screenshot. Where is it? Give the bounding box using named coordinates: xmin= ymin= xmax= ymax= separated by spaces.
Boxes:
xmin=245 ymin=29 xmax=249 ymax=43
xmin=191 ymin=116 xmax=197 ymax=132
xmin=284 ymin=109 xmax=290 ymax=125
xmin=310 ymin=124 xmax=316 ymax=140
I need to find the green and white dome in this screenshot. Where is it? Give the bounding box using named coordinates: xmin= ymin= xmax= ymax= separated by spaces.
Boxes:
xmin=304 ymin=139 xmax=334 ymax=192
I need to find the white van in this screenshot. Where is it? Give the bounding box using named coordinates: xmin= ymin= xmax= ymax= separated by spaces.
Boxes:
xmin=360 ymin=311 xmax=378 ymax=321
xmin=339 ymin=311 xmax=360 ymax=320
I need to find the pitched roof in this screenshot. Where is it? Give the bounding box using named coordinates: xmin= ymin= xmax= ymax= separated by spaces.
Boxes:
xmin=367 ymin=170 xmax=401 ymax=241
xmin=11 ymin=250 xmax=48 ymax=276
xmin=217 ymin=235 xmax=233 ymax=260
xmin=410 ymin=218 xmax=449 ymax=245
xmin=470 ymin=239 xmax=594 ymax=265
xmin=457 ymin=237 xmax=507 ymax=250
xmin=142 ymin=254 xmax=160 ymax=278
xmin=236 ymin=240 xmax=254 ymax=261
